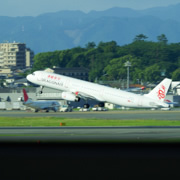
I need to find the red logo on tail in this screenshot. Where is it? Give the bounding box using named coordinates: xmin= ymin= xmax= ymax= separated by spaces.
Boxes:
xmin=157 ymin=85 xmax=165 ymax=100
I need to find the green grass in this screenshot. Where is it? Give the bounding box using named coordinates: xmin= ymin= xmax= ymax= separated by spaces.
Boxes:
xmin=0 ymin=117 xmax=180 ymax=127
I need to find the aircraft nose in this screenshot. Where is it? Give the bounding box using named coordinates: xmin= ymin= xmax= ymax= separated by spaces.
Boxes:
xmin=26 ymin=74 xmax=32 ymax=82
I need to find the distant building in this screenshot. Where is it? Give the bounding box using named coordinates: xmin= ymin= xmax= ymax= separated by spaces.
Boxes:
xmin=172 ymin=81 xmax=180 ymax=95
xmin=26 ymin=48 xmax=34 ymax=67
xmin=46 ymin=67 xmax=89 ymax=81
xmin=0 ymin=67 xmax=12 ymax=76
xmin=0 ymin=42 xmax=34 ymax=69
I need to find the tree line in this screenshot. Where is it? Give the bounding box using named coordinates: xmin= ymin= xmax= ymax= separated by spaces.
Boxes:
xmin=32 ymin=34 xmax=180 ymax=83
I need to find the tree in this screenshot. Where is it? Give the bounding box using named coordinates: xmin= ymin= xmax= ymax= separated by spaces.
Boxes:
xmin=157 ymin=34 xmax=168 ymax=44
xmin=103 ymin=55 xmax=138 ymax=81
xmin=31 ymin=39 xmax=180 ymax=82
xmin=144 ymin=64 xmax=161 ymax=82
xmin=67 ymin=53 xmax=87 ymax=68
xmin=133 ymin=34 xmax=148 ymax=42
xmin=172 ymin=68 xmax=180 ymax=81
xmin=85 ymin=42 xmax=96 ymax=49
xmin=32 ymin=52 xmax=54 ymax=70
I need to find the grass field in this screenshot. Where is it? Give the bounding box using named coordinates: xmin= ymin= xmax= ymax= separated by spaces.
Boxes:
xmin=0 ymin=117 xmax=180 ymax=126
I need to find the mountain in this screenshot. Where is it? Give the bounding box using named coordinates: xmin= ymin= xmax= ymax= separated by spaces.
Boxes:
xmin=88 ymin=7 xmax=141 ymax=18
xmin=1 ymin=4 xmax=180 ymax=53
xmin=140 ymin=3 xmax=180 ymax=22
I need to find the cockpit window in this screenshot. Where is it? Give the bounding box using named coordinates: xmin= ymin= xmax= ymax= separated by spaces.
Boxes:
xmin=32 ymin=72 xmax=35 ymax=75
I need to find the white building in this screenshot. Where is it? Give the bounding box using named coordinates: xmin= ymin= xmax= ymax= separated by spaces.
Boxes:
xmin=171 ymin=81 xmax=180 ymax=95
xmin=0 ymin=42 xmax=34 ymax=69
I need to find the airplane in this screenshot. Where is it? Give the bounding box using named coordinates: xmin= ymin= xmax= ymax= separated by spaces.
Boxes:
xmin=26 ymin=70 xmax=172 ymax=109
xmin=164 ymin=99 xmax=178 ymax=105
xmin=22 ymin=88 xmax=60 ymax=112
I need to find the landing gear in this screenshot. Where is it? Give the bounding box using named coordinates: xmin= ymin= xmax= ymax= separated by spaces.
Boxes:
xmin=75 ymin=97 xmax=80 ymax=102
xmin=39 ymin=86 xmax=44 ymax=94
xmin=98 ymin=102 xmax=105 ymax=107
xmin=83 ymin=104 xmax=90 ymax=108
xmin=83 ymin=98 xmax=90 ymax=109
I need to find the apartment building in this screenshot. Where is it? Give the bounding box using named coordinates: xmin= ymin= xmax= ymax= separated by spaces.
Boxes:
xmin=0 ymin=42 xmax=34 ymax=69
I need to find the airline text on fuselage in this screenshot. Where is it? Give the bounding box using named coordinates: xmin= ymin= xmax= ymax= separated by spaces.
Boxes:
xmin=40 ymin=74 xmax=64 ymax=87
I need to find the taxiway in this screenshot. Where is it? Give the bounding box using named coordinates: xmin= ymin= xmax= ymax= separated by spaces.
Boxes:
xmin=0 ymin=109 xmax=180 ymax=120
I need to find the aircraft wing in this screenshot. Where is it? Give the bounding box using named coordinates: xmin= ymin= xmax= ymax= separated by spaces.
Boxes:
xmin=33 ymin=101 xmax=60 ymax=109
xmin=42 ymin=103 xmax=60 ymax=108
xmin=71 ymin=89 xmax=105 ymax=102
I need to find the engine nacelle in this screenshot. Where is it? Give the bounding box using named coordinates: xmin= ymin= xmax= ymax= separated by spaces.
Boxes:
xmin=61 ymin=92 xmax=80 ymax=102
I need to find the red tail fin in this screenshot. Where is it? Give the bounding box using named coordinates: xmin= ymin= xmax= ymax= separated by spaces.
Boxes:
xmin=23 ymin=89 xmax=29 ymax=102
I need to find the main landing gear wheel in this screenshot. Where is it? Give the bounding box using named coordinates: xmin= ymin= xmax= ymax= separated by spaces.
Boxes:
xmin=83 ymin=104 xmax=90 ymax=108
xmin=98 ymin=102 xmax=105 ymax=107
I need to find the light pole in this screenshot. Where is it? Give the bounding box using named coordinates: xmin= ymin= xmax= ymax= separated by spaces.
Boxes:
xmin=124 ymin=61 xmax=131 ymax=89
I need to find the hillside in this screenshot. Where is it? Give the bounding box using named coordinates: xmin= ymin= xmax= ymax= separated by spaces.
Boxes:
xmin=1 ymin=4 xmax=180 ymax=53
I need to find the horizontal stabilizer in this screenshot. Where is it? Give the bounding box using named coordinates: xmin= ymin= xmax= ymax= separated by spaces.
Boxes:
xmin=164 ymin=99 xmax=178 ymax=105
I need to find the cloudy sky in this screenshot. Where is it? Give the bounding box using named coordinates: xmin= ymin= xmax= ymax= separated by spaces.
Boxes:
xmin=1 ymin=0 xmax=180 ymax=17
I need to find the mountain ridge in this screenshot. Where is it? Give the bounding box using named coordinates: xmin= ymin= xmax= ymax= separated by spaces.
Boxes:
xmin=1 ymin=4 xmax=180 ymax=53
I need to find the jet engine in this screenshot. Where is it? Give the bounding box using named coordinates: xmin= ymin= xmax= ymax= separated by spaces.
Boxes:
xmin=61 ymin=92 xmax=80 ymax=102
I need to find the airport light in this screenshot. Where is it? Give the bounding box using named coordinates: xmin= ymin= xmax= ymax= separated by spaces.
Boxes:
xmin=124 ymin=61 xmax=131 ymax=89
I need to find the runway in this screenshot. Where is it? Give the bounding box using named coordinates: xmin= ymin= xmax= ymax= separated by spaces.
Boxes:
xmin=1 ymin=126 xmax=180 ymax=143
xmin=0 ymin=109 xmax=180 ymax=143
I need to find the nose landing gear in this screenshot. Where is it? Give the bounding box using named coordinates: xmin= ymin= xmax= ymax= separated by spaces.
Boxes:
xmin=39 ymin=86 xmax=44 ymax=94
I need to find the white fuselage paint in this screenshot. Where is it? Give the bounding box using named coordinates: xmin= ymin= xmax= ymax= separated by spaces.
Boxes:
xmin=27 ymin=71 xmax=169 ymax=108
